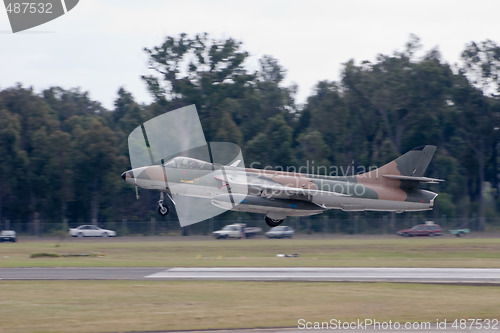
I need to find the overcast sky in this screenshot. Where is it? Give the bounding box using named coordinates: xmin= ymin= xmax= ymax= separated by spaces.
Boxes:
xmin=1 ymin=0 xmax=500 ymax=109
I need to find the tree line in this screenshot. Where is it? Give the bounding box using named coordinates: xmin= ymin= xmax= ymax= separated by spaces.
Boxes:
xmin=1 ymin=33 xmax=500 ymax=233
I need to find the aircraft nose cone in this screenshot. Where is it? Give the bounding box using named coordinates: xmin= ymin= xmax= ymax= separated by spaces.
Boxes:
xmin=121 ymin=171 xmax=133 ymax=181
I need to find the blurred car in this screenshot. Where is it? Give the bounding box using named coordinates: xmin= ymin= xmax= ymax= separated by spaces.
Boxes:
xmin=396 ymin=223 xmax=442 ymax=237
xmin=69 ymin=225 xmax=116 ymax=238
xmin=0 ymin=230 xmax=16 ymax=242
xmin=212 ymin=223 xmax=262 ymax=239
xmin=265 ymin=226 xmax=294 ymax=238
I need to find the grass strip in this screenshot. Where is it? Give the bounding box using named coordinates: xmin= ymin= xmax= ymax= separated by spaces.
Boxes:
xmin=0 ymin=281 xmax=498 ymax=333
xmin=1 ymin=237 xmax=500 ymax=268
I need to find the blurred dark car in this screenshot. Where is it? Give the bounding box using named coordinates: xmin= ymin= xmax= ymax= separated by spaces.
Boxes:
xmin=265 ymin=226 xmax=294 ymax=238
xmin=396 ymin=224 xmax=442 ymax=237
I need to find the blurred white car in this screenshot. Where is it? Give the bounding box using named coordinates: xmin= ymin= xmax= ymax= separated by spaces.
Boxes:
xmin=0 ymin=230 xmax=16 ymax=242
xmin=265 ymin=226 xmax=294 ymax=238
xmin=69 ymin=225 xmax=116 ymax=238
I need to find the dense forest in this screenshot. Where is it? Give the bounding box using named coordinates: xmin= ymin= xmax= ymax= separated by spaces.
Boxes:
xmin=1 ymin=33 xmax=500 ymax=234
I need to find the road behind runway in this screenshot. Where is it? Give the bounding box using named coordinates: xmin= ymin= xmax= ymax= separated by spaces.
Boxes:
xmin=2 ymin=267 xmax=500 ymax=284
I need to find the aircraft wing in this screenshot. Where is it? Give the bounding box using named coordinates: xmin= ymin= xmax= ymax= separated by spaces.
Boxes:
xmin=246 ymin=182 xmax=352 ymax=199
xmin=382 ymin=174 xmax=444 ymax=184
xmin=213 ymin=169 xmax=350 ymax=201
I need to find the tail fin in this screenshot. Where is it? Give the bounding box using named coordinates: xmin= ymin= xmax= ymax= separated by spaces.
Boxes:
xmin=358 ymin=145 xmax=443 ymax=185
xmin=391 ymin=145 xmax=436 ymax=177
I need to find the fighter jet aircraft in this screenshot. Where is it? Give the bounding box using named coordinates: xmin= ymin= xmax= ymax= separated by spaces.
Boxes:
xmin=121 ymin=105 xmax=442 ymax=227
xmin=122 ymin=145 xmax=442 ymax=227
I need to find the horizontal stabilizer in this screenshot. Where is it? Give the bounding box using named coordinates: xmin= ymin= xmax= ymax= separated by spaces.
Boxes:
xmin=383 ymin=174 xmax=444 ymax=184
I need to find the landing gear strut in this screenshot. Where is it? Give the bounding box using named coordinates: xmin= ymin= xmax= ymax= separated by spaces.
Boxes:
xmin=158 ymin=192 xmax=169 ymax=216
xmin=265 ymin=216 xmax=284 ymax=227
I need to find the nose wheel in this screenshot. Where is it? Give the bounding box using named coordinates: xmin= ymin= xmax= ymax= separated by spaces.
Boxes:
xmin=158 ymin=202 xmax=169 ymax=216
xmin=158 ymin=192 xmax=169 ymax=216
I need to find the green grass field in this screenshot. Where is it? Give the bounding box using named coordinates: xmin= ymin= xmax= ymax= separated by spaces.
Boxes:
xmin=1 ymin=236 xmax=500 ymax=333
xmin=1 ymin=281 xmax=499 ymax=333
xmin=1 ymin=236 xmax=500 ymax=268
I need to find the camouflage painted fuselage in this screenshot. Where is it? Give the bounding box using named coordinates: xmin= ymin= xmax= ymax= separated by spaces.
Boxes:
xmin=122 ymin=146 xmax=440 ymax=218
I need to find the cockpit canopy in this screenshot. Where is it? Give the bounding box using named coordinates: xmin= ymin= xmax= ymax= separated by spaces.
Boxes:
xmin=163 ymin=156 xmax=213 ymax=170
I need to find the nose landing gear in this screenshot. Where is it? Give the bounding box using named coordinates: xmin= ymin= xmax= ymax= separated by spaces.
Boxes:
xmin=158 ymin=202 xmax=169 ymax=216
xmin=158 ymin=192 xmax=175 ymax=216
xmin=158 ymin=192 xmax=169 ymax=216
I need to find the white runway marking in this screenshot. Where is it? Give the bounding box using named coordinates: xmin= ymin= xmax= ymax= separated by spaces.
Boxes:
xmin=1 ymin=267 xmax=499 ymax=283
xmin=146 ymin=267 xmax=500 ymax=283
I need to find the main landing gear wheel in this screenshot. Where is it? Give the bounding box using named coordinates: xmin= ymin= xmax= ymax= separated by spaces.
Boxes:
xmin=265 ymin=216 xmax=284 ymax=227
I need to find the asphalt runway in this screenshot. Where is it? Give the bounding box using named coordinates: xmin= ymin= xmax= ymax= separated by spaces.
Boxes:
xmin=1 ymin=267 xmax=500 ymax=284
